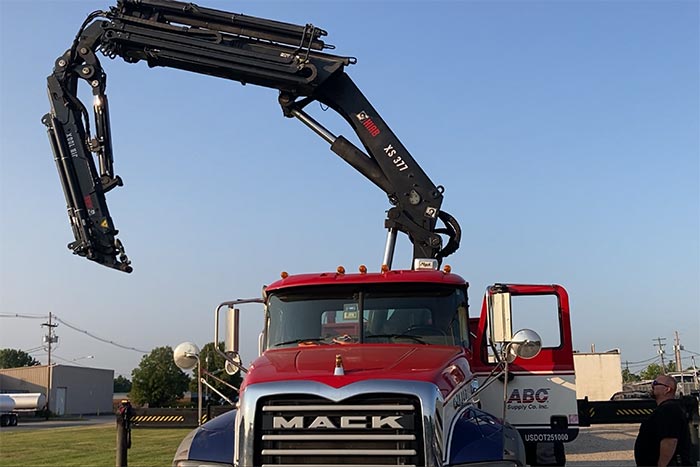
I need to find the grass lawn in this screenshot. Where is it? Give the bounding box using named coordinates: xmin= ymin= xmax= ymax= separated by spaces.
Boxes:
xmin=0 ymin=425 xmax=193 ymax=466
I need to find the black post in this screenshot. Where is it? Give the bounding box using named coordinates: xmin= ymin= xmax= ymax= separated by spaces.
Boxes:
xmin=116 ymin=400 xmax=132 ymax=467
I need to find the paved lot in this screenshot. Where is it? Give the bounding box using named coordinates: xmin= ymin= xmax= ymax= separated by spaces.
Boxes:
xmin=567 ymin=423 xmax=639 ymax=466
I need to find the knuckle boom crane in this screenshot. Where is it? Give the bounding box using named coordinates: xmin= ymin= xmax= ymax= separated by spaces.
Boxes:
xmin=43 ymin=0 xmax=461 ymax=273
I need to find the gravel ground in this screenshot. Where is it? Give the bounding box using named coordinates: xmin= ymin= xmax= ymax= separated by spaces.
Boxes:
xmin=566 ymin=423 xmax=640 ymax=466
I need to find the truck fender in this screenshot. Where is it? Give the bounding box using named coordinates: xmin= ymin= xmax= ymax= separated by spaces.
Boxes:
xmin=447 ymin=406 xmax=526 ymax=466
xmin=173 ymin=409 xmax=236 ymax=466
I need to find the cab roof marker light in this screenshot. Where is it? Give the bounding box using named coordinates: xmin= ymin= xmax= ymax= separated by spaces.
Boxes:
xmin=381 ymin=264 xmax=390 ymax=273
xmin=336 ymin=265 xmax=345 ymax=275
xmin=414 ymin=258 xmax=439 ymax=271
xmin=358 ymin=264 xmax=367 ymax=274
xmin=443 ymin=264 xmax=452 ymax=274
xmin=280 ymin=271 xmax=289 ymax=279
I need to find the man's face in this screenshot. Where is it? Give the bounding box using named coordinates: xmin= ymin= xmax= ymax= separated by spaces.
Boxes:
xmin=651 ymin=378 xmax=674 ymax=400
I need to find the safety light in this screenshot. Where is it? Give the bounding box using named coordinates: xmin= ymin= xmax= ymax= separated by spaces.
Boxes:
xmin=358 ymin=265 xmax=367 ymax=274
xmin=381 ymin=264 xmax=389 ymax=273
xmin=280 ymin=271 xmax=289 ymax=279
xmin=443 ymin=264 xmax=452 ymax=274
xmin=336 ymin=266 xmax=345 ymax=275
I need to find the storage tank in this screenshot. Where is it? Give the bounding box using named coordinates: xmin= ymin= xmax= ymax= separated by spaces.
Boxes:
xmin=0 ymin=393 xmax=45 ymax=410
xmin=0 ymin=394 xmax=16 ymax=412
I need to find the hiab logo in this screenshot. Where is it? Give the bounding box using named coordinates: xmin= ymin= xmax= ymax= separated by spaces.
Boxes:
xmin=356 ymin=111 xmax=381 ymax=137
xmin=507 ymin=388 xmax=550 ymax=404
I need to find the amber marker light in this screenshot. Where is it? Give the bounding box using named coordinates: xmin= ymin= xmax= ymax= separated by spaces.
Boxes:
xmin=443 ymin=265 xmax=452 ymax=274
xmin=381 ymin=264 xmax=389 ymax=273
xmin=280 ymin=271 xmax=289 ymax=279
xmin=336 ymin=266 xmax=345 ymax=275
xmin=358 ymin=265 xmax=367 ymax=274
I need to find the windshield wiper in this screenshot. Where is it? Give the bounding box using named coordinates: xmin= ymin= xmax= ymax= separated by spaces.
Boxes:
xmin=274 ymin=337 xmax=329 ymax=347
xmin=365 ymin=334 xmax=427 ymax=344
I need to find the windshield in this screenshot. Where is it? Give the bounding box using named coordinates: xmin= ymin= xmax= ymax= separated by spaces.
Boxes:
xmin=266 ymin=284 xmax=468 ymax=349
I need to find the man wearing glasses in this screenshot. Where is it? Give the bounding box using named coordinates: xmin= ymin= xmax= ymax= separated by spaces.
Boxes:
xmin=634 ymin=375 xmax=692 ymax=466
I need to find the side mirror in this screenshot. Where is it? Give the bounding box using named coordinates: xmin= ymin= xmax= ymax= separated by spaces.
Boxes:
xmin=225 ymin=306 xmax=239 ymax=354
xmin=507 ymin=328 xmax=542 ymax=362
xmin=488 ymin=291 xmax=512 ymax=344
xmin=214 ymin=299 xmax=263 ymax=375
xmin=173 ymin=341 xmax=200 ymax=370
xmin=223 ymin=306 xmax=241 ymax=375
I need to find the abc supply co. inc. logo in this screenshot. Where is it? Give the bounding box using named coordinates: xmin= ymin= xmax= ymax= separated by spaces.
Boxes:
xmin=507 ymin=388 xmax=550 ymax=410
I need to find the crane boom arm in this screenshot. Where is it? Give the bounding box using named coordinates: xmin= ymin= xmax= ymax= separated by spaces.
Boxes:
xmin=43 ymin=0 xmax=461 ymax=273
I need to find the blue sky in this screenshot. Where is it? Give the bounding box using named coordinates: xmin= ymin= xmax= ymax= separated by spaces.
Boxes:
xmin=1 ymin=0 xmax=698 ymax=378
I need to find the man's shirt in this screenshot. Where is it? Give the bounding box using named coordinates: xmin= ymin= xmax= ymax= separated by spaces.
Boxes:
xmin=634 ymin=399 xmax=691 ymax=466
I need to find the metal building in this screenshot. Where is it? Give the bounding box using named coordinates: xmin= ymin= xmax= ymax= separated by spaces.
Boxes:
xmin=0 ymin=365 xmax=113 ymax=415
xmin=573 ymin=349 xmax=623 ymax=401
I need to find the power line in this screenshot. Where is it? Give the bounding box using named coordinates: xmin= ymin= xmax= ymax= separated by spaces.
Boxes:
xmin=626 ymin=361 xmax=658 ymax=369
xmin=0 ymin=313 xmax=47 ymax=319
xmin=53 ymin=316 xmax=148 ymax=353
xmin=1 ymin=312 xmax=148 ymax=354
xmin=51 ymin=354 xmax=94 ymax=367
xmin=623 ymin=355 xmax=659 ymax=365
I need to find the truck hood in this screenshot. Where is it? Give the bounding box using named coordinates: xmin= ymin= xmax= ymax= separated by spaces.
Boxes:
xmin=242 ymin=345 xmax=469 ymax=393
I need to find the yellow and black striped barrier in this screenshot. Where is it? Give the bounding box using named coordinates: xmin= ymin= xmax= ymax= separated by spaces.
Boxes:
xmin=578 ymin=398 xmax=656 ymax=425
xmin=616 ymin=407 xmax=654 ymax=417
xmin=131 ymin=414 xmax=186 ymax=424
xmin=128 ymin=406 xmax=234 ymax=428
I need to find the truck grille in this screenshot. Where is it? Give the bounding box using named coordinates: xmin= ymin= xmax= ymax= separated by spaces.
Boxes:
xmin=255 ymin=393 xmax=423 ymax=466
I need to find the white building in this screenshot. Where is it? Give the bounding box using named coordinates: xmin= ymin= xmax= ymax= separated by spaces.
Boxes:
xmin=573 ymin=349 xmax=623 ymax=401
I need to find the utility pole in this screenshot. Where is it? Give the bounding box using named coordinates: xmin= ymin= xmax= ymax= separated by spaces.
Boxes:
xmin=41 ymin=312 xmax=59 ymax=415
xmin=653 ymin=337 xmax=667 ymax=373
xmin=673 ymin=331 xmax=683 ymax=373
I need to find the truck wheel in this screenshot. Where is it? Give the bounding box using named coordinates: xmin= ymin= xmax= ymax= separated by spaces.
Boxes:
xmin=0 ymin=414 xmax=7 ymax=427
xmin=10 ymin=414 xmax=18 ymax=426
xmin=525 ymin=441 xmax=566 ymax=466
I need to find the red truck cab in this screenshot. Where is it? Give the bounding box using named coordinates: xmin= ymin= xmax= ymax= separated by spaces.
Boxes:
xmin=179 ymin=266 xmax=578 ymax=466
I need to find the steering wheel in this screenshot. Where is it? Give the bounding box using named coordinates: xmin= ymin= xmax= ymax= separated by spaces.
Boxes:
xmin=405 ymin=325 xmax=447 ymax=337
xmin=332 ymin=334 xmax=357 ymax=344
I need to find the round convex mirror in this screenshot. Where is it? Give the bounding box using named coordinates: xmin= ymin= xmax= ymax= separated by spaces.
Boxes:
xmin=173 ymin=341 xmax=200 ymax=370
xmin=508 ymin=329 xmax=542 ymax=361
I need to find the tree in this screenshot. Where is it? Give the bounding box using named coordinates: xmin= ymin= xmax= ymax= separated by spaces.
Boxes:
xmin=187 ymin=342 xmax=242 ymax=404
xmin=622 ymin=368 xmax=641 ymax=383
xmin=130 ymin=346 xmax=190 ymax=407
xmin=639 ymin=363 xmax=665 ymax=381
xmin=0 ymin=348 xmax=40 ymax=368
xmin=113 ymin=375 xmax=132 ymax=392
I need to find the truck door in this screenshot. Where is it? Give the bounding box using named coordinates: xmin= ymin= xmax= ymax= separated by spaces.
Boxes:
xmin=470 ymin=284 xmax=579 ymax=445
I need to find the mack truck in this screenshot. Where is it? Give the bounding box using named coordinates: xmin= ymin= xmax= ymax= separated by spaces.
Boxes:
xmin=43 ymin=1 xmax=578 ymax=465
